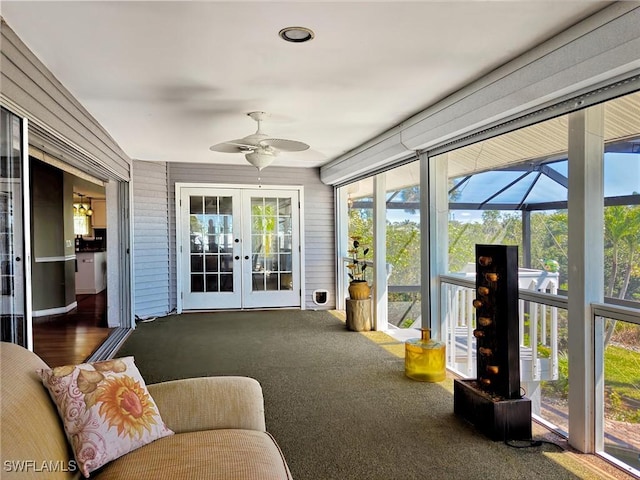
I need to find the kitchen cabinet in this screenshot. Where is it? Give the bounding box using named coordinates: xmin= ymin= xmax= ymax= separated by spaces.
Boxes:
xmin=75 ymin=251 xmax=106 ymax=294
xmin=91 ymin=199 xmax=106 ymax=228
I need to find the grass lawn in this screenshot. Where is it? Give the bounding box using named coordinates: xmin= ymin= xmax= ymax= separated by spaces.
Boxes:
xmin=605 ymin=345 xmax=640 ymax=401
xmin=542 ymin=344 xmax=639 ymax=419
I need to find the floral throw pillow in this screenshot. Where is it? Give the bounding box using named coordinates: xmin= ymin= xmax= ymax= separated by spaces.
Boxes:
xmin=38 ymin=357 xmax=174 ymax=478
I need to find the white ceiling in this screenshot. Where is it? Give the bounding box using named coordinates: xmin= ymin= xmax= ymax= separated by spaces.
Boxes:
xmin=0 ymin=1 xmax=612 ymax=170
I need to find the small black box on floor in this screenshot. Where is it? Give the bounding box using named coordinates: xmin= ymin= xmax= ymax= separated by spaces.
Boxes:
xmin=454 ymin=379 xmax=532 ymax=441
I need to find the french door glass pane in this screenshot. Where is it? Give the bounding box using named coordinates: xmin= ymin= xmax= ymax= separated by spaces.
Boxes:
xmin=250 ymin=196 xmax=294 ymax=292
xmin=189 ymin=195 xmax=233 ymax=293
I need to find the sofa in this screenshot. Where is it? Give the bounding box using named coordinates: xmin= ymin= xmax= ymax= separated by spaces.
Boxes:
xmin=1 ymin=342 xmax=293 ymax=479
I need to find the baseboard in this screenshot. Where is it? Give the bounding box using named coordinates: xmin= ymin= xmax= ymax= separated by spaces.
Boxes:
xmin=76 ymin=288 xmax=105 ymax=294
xmin=32 ymin=302 xmax=78 ymax=318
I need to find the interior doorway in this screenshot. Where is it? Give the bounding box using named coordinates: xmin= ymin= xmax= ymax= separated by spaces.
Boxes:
xmin=30 ymin=157 xmax=111 ymax=366
xmin=177 ymin=186 xmax=302 ymax=311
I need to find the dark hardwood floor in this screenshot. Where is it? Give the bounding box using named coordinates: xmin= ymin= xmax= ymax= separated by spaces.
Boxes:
xmin=33 ymin=291 xmax=113 ymax=367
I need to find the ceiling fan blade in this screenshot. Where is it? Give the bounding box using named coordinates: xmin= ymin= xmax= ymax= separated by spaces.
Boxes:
xmin=209 ymin=143 xmax=244 ymax=153
xmin=209 ymin=139 xmax=257 ymax=153
xmin=262 ymin=138 xmax=310 ymax=152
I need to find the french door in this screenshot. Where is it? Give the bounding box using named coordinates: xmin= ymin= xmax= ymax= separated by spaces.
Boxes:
xmin=179 ymin=186 xmax=301 ymax=310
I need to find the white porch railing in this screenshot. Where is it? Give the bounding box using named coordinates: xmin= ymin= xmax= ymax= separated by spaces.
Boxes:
xmin=440 ymin=269 xmax=561 ymax=383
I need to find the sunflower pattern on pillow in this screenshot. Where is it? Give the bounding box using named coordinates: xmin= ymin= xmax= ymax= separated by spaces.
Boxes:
xmin=38 ymin=357 xmax=174 ymax=478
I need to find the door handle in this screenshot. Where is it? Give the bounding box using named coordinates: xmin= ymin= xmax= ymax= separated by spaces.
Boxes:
xmin=235 ymin=256 xmax=240 ymax=260
xmin=15 ymin=257 xmax=21 ymax=262
xmin=244 ymin=256 xmax=249 ymax=260
xmin=235 ymin=238 xmax=240 ymax=243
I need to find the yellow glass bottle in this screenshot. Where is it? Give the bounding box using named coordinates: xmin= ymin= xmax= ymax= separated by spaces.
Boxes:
xmin=404 ymin=328 xmax=446 ymax=382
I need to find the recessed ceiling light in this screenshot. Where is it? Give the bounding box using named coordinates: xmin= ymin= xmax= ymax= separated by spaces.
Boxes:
xmin=279 ymin=26 xmax=314 ymax=43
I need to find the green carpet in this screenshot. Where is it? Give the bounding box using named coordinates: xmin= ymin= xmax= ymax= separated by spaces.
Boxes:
xmin=117 ymin=310 xmax=612 ymax=480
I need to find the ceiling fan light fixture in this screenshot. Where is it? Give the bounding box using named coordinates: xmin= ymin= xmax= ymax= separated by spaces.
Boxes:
xmin=210 ymin=111 xmax=309 ymax=171
xmin=245 ymin=151 xmax=276 ymax=171
xmin=279 ymin=26 xmax=314 ymax=43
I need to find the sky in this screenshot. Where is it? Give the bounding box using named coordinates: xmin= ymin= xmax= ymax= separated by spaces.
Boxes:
xmin=385 ymin=153 xmax=639 ymax=224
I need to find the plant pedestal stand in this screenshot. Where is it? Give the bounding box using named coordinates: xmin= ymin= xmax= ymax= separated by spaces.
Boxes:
xmin=346 ymin=298 xmax=372 ymax=331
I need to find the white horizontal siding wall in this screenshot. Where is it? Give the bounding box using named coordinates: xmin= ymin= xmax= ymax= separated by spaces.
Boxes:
xmin=168 ymin=163 xmax=335 ymax=310
xmin=302 ymin=176 xmax=335 ymax=309
xmin=132 ymin=161 xmax=171 ymax=318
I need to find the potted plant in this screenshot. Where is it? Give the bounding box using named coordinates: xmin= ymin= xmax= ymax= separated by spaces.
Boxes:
xmin=347 ymin=236 xmax=371 ymax=299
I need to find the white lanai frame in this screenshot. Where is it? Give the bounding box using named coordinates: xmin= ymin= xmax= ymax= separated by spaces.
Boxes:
xmin=567 ymin=105 xmax=605 ymax=452
xmin=373 ymin=174 xmax=388 ymax=331
xmin=421 ymin=151 xmax=449 ymax=340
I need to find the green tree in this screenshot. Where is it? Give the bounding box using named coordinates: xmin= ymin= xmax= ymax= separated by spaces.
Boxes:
xmin=387 ymin=220 xmax=420 ymax=286
xmin=530 ymin=210 xmax=568 ymax=286
xmin=448 ymin=210 xmax=522 ymax=271
xmin=605 ymin=205 xmax=631 ymax=297
xmin=604 ymin=205 xmax=640 ymax=299
xmin=603 ymin=204 xmax=640 ymax=345
xmin=348 ymin=205 xmax=374 ymax=282
xmin=618 ymin=206 xmax=640 ymax=299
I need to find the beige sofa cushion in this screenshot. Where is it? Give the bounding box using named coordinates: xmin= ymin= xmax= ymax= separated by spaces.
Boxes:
xmin=93 ymin=429 xmax=293 ymax=480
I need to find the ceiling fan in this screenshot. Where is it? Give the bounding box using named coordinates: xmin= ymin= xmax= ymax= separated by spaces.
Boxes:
xmin=210 ymin=111 xmax=310 ymax=170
